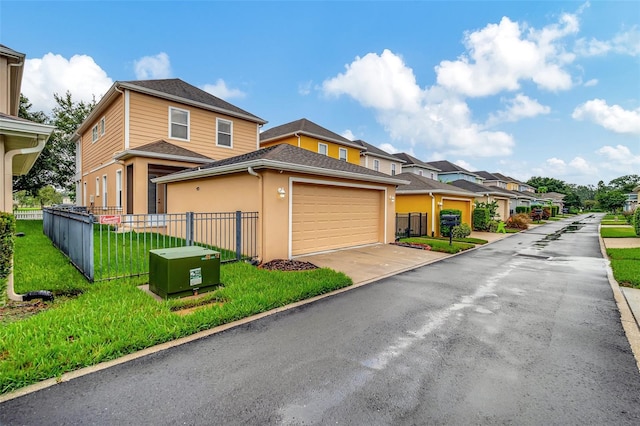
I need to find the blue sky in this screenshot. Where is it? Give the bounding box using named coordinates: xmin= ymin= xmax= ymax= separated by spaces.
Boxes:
xmin=1 ymin=1 xmax=639 ymax=186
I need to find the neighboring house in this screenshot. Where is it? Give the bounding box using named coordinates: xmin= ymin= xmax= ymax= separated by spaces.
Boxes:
xmin=539 ymin=191 xmax=566 ymax=212
xmin=153 ymin=144 xmax=408 ymax=260
xmin=449 ymin=179 xmax=511 ymax=221
xmin=426 ymin=160 xmax=483 ymax=184
xmin=624 ymin=190 xmax=638 ymax=212
xmin=73 ymin=78 xmax=267 ymax=214
xmin=0 ymin=45 xmax=54 ymax=213
xmin=392 ymin=152 xmax=440 ymax=179
xmin=259 ymin=118 xmax=363 ymax=166
xmin=394 ymin=172 xmax=476 ymax=237
xmin=634 ymin=186 xmax=640 ymax=211
xmin=491 ymin=172 xmax=536 ymax=193
xmin=353 ymin=139 xmax=404 ymax=176
xmin=474 ymin=171 xmax=509 ymax=190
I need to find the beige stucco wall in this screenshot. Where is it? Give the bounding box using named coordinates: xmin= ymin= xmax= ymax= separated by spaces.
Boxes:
xmin=165 ymin=169 xmax=397 ymax=261
xmin=359 ymin=155 xmax=403 ymax=176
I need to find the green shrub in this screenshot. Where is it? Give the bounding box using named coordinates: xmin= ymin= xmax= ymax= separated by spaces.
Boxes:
xmin=551 ymin=205 xmax=559 ymax=217
xmin=452 ymin=223 xmax=472 ymax=239
xmin=488 ymin=220 xmax=499 ymax=233
xmin=472 ymin=208 xmax=490 ymax=231
xmin=0 ymin=213 xmax=16 ymax=280
xmin=439 ymin=209 xmax=462 ymax=237
xmin=634 ymin=208 xmax=640 ymax=236
xmin=515 ymin=206 xmax=530 ymax=214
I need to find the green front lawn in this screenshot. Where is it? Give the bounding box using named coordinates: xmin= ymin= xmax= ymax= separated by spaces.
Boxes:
xmin=1 ymin=221 xmax=352 ymax=395
xmin=600 ymin=227 xmax=637 ymax=238
xmin=399 ymin=237 xmax=475 ymax=254
xmin=606 ymin=248 xmax=640 ymax=288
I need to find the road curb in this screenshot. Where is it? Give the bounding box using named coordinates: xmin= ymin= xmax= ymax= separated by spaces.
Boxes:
xmin=598 ymin=229 xmax=640 ymax=372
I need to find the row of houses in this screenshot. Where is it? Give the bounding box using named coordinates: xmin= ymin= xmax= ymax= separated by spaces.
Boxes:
xmin=0 ymin=44 xmax=567 ymax=263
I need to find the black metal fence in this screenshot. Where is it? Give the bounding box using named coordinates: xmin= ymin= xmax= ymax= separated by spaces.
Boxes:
xmin=43 ymin=207 xmax=259 ymax=282
xmin=395 ymin=212 xmax=428 ymax=239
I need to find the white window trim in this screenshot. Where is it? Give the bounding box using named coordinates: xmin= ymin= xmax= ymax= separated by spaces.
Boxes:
xmin=373 ymin=159 xmax=380 ymax=172
xmin=116 ymin=170 xmax=123 ymax=210
xmin=338 ymin=148 xmax=347 ymax=162
xmin=216 ymin=118 xmax=233 ymax=148
xmin=318 ymin=143 xmax=328 ymax=156
xmin=168 ymin=106 xmax=190 ymax=141
xmin=418 ymin=170 xmax=423 ymax=176
xmin=99 ymin=117 xmax=106 ymax=136
xmin=92 ymin=125 xmax=99 ymax=143
xmin=391 ymin=163 xmax=396 ymax=176
xmin=95 ymin=177 xmax=100 ymax=196
xmin=102 ymin=175 xmax=107 ymax=209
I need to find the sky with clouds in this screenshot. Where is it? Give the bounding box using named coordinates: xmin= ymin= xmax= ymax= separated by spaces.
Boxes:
xmin=1 ymin=1 xmax=638 ymax=186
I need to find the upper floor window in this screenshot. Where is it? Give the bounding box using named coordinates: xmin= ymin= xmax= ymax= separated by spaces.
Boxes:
xmin=339 ymin=148 xmax=347 ymax=162
xmin=418 ymin=170 xmax=423 ymax=176
xmin=169 ymin=107 xmax=189 ymax=140
xmin=373 ymin=159 xmax=380 ymax=172
xmin=216 ymin=118 xmax=233 ymax=148
xmin=391 ymin=163 xmax=396 ymax=176
xmin=318 ymin=143 xmax=328 ymax=156
xmin=99 ymin=117 xmax=106 ymax=136
xmin=92 ymin=125 xmax=99 ymax=142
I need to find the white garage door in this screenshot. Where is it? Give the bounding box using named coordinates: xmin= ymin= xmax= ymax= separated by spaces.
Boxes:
xmin=291 ymin=183 xmax=383 ymax=256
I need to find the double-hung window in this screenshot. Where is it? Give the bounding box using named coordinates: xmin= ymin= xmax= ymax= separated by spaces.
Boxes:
xmin=373 ymin=159 xmax=380 ymax=172
xmin=391 ymin=163 xmax=396 ymax=176
xmin=169 ymin=107 xmax=189 ymax=140
xmin=92 ymin=125 xmax=99 ymax=142
xmin=216 ymin=118 xmax=232 ymax=148
xmin=99 ymin=117 xmax=106 ymax=136
xmin=318 ymin=143 xmax=328 ymax=156
xmin=339 ymin=148 xmax=347 ymax=162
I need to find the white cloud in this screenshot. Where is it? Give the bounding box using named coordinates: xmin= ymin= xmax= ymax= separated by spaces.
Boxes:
xmin=435 ymin=14 xmax=577 ymax=97
xmin=322 ymin=50 xmax=515 ymax=158
xmin=298 ymin=81 xmax=312 ymax=96
xmin=486 ymin=93 xmax=550 ymax=126
xmin=596 ymin=145 xmax=640 ymax=165
xmin=22 ymin=53 xmax=113 ymax=113
xmin=583 ymin=78 xmax=598 ymax=87
xmin=572 ymin=99 xmax=640 ymax=134
xmin=133 ymin=52 xmax=171 ymax=79
xmin=575 ymin=27 xmax=640 ymax=57
xmin=454 ymin=159 xmax=475 ymax=171
xmin=531 ymin=156 xmax=598 ymax=179
xmin=379 ymin=143 xmax=400 ymax=154
xmin=341 ymin=129 xmax=355 ymax=140
xmin=201 ymin=79 xmax=246 ymax=99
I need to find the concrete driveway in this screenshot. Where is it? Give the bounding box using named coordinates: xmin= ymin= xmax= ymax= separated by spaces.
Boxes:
xmin=297 ymin=231 xmax=510 ymax=286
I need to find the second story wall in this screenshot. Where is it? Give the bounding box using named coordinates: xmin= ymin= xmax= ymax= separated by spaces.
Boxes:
xmin=262 ymin=134 xmax=361 ymax=165
xmin=80 ymin=94 xmax=125 ymax=173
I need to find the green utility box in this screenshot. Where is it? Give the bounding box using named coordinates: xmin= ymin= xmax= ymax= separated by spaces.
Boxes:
xmin=149 ymin=246 xmax=221 ymax=299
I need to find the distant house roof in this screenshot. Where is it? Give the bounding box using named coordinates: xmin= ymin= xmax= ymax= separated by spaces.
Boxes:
xmin=259 ymin=118 xmax=364 ymax=150
xmin=491 ymin=172 xmax=535 ymax=189
xmin=474 ymin=171 xmax=505 ymax=182
xmin=426 ymin=160 xmax=482 ymax=179
xmin=75 ymin=78 xmax=266 ymax=139
xmin=392 ymin=153 xmax=440 ymax=172
xmin=449 ymin=179 xmax=512 ymax=197
xmin=541 ymin=192 xmax=566 ymax=202
xmin=153 ymin=143 xmax=409 ymax=186
xmin=353 ymin=140 xmax=404 ymax=162
xmin=114 ymin=140 xmax=215 ymax=163
xmin=395 ymin=173 xmax=476 ymax=196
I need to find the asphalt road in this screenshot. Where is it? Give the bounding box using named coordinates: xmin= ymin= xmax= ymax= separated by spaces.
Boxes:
xmin=2 ymin=214 xmax=640 ymax=425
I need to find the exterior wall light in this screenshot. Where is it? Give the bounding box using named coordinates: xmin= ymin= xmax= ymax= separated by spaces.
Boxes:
xmin=389 ymin=196 xmax=395 ymax=202
xmin=277 ymin=187 xmax=286 ymax=198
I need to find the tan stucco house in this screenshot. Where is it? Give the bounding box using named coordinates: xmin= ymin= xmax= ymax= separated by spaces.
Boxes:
xmin=449 ymin=179 xmax=511 ymax=221
xmin=393 ymin=152 xmax=440 ymax=180
xmin=154 ymin=143 xmax=408 ymax=260
xmin=353 ymin=139 xmax=404 ymax=176
xmin=73 ymin=78 xmax=267 ymax=214
xmin=0 ymin=45 xmax=54 ymax=213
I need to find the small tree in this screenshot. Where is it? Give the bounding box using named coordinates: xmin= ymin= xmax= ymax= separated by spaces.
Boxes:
xmin=634 ymin=208 xmax=640 ymax=236
xmin=37 ymin=185 xmax=63 ymax=207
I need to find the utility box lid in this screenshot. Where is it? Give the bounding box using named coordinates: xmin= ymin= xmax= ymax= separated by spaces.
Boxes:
xmin=150 ymin=246 xmax=220 ymax=260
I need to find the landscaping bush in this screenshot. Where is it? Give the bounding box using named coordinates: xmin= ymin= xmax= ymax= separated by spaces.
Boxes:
xmin=0 ymin=213 xmax=16 ymax=280
xmin=452 ymin=223 xmax=472 ymax=239
xmin=488 ymin=220 xmax=499 ymax=233
xmin=506 ymin=213 xmax=530 ymax=230
xmin=551 ymin=205 xmax=559 ymax=217
xmin=622 ymin=211 xmax=634 ymax=225
xmin=439 ymin=209 xmax=462 ymax=237
xmin=472 ymin=208 xmax=490 ymax=231
xmin=515 ymin=206 xmax=530 ymax=214
xmin=634 ymin=208 xmax=640 ymax=236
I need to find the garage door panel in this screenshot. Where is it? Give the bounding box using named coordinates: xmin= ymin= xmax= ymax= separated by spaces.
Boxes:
xmin=292 ymin=183 xmax=382 ymax=256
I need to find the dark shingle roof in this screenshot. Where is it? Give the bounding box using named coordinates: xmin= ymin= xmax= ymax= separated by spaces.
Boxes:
xmin=393 ymin=153 xmax=440 ymax=171
xmin=395 ymin=173 xmax=476 ymax=196
xmin=120 ymin=79 xmax=266 ymax=124
xmin=130 ymin=140 xmax=212 ymax=160
xmin=259 ymin=118 xmax=361 ymax=148
xmin=473 ymin=171 xmax=503 ymax=181
xmin=162 ymin=144 xmax=407 ymax=185
xmin=0 ymin=44 xmax=25 ymax=59
xmin=449 ymin=179 xmax=511 ymax=196
xmin=353 ymin=140 xmax=403 ymax=162
xmin=426 ymin=160 xmax=481 ymax=179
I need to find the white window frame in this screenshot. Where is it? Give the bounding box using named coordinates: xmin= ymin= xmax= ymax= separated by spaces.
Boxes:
xmin=95 ymin=177 xmax=100 ymax=196
xmin=373 ymin=159 xmax=380 ymax=172
xmin=116 ymin=170 xmax=122 ymax=210
xmin=338 ymin=148 xmax=348 ymax=162
xmin=418 ymin=170 xmax=423 ymax=176
xmin=318 ymin=143 xmax=328 ymax=156
xmin=92 ymin=125 xmax=99 ymax=143
xmin=99 ymin=117 xmax=106 ymax=136
xmin=169 ymin=107 xmax=190 ymax=141
xmin=391 ymin=163 xmax=396 ymax=176
xmin=216 ymin=118 xmax=233 ymax=148
xmin=102 ymin=175 xmax=107 ymax=209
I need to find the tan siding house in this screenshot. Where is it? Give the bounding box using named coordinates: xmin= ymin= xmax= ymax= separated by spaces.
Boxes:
xmin=73 ymin=79 xmax=266 ymax=214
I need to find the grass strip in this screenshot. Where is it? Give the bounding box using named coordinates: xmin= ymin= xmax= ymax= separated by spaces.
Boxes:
xmin=606 ymin=248 xmax=640 ymax=288
xmin=600 ymin=227 xmax=637 ymax=238
xmin=399 ymin=237 xmax=475 ymax=254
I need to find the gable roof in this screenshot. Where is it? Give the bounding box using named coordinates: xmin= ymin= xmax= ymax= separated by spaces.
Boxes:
xmin=153 ymin=143 xmax=409 ymax=186
xmin=395 ymin=172 xmax=476 ymax=196
xmin=353 ymin=140 xmax=404 ymax=162
xmin=473 ymin=171 xmax=504 ymax=182
xmin=259 ymin=118 xmax=364 ymax=150
xmin=392 ymin=153 xmax=440 ymax=171
xmin=114 ymin=140 xmax=215 ymax=163
xmin=75 ymin=78 xmax=266 ymax=139
xmin=449 ymin=179 xmax=512 ymax=197
xmin=426 ymin=160 xmax=482 ymax=180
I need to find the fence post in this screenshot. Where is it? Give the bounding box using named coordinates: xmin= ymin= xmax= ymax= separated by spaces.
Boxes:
xmin=407 ymin=212 xmax=412 ymax=238
xmin=186 ymin=212 xmax=194 ymax=246
xmin=87 ymin=213 xmax=95 ymax=282
xmin=236 ymin=210 xmax=242 ymax=261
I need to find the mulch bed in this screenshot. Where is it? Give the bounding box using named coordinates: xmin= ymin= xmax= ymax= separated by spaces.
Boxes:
xmin=392 ymin=242 xmax=432 ymax=250
xmin=259 ymin=259 xmax=319 ymax=271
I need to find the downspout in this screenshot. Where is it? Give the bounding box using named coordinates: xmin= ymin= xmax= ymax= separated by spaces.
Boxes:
xmin=247 ymin=166 xmax=263 ymax=263
xmin=294 ymin=132 xmax=300 ymax=148
xmin=5 ymin=136 xmax=48 ymax=301
xmin=429 ymin=192 xmax=435 ymax=237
